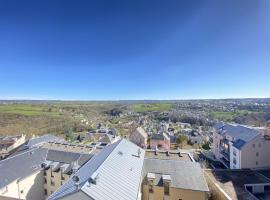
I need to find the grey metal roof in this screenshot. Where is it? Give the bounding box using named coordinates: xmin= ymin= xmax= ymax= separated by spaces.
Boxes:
xmin=0 ymin=148 xmax=47 ymax=189
xmin=143 ymin=158 xmax=209 ymax=192
xmin=48 ymin=139 xmax=145 ymax=200
xmin=150 ymin=133 xmax=165 ymax=140
xmin=26 ymin=134 xmax=64 ymax=147
xmin=97 ymin=134 xmax=115 ymax=144
xmin=215 ymin=123 xmax=260 ymax=143
xmin=46 ymin=149 xmax=81 ymax=164
xmin=0 ymin=144 xmax=93 ymax=190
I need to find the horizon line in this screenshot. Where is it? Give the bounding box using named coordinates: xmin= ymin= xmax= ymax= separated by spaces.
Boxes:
xmin=0 ymin=97 xmax=269 ymax=102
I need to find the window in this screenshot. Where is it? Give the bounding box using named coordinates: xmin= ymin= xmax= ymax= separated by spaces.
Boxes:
xmin=149 ymin=180 xmax=154 ymax=193
xmin=51 ymin=180 xmax=55 ymax=186
xmin=256 ymin=152 xmax=259 ymax=157
xmin=233 ymin=149 xmax=237 ymax=156
xmin=164 ymin=182 xmax=170 ymax=195
xmin=256 ymin=161 xmax=259 ymax=166
xmin=44 ymin=170 xmax=47 ymax=176
xmin=233 ymin=157 xmax=237 ymax=165
xmin=44 ymin=178 xmax=47 ymax=184
xmin=253 ymin=144 xmax=255 ymax=148
xmin=44 ymin=189 xmax=47 ymax=195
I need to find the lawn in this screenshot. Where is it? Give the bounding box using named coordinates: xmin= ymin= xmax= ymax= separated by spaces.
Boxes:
xmin=0 ymin=104 xmax=62 ymax=117
xmin=133 ymin=103 xmax=171 ymax=112
xmin=211 ymin=110 xmax=261 ymax=122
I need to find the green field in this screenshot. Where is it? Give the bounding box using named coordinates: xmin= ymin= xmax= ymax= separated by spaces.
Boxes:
xmin=0 ymin=104 xmax=62 ymax=117
xmin=133 ymin=103 xmax=171 ymax=112
xmin=211 ymin=110 xmax=261 ymax=122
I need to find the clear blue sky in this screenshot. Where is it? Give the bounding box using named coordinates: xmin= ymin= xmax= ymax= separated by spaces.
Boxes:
xmin=0 ymin=0 xmax=269 ymax=100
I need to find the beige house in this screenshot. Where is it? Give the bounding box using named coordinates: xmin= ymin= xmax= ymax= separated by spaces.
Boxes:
xmin=130 ymin=127 xmax=148 ymax=148
xmin=213 ymin=122 xmax=270 ymax=169
xmin=142 ymin=159 xmax=209 ymax=200
xmin=48 ymin=139 xmax=145 ymax=200
xmin=0 ymin=139 xmax=97 ymax=200
xmin=0 ymin=134 xmax=26 ymax=159
xmin=42 ymin=141 xmax=93 ymax=154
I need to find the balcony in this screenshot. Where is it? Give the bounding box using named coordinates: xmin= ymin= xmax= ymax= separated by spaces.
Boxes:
xmin=220 ymin=149 xmax=230 ymax=161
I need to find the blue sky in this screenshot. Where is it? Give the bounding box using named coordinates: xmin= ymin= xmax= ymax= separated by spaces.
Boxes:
xmin=0 ymin=0 xmax=270 ymax=100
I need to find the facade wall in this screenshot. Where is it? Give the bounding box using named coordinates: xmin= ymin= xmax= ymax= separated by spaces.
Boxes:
xmin=0 ymin=170 xmax=45 ymax=200
xmin=44 ymin=167 xmax=70 ymax=198
xmin=150 ymin=139 xmax=170 ymax=150
xmin=229 ymin=145 xmax=241 ymax=169
xmin=129 ymin=131 xmax=147 ymax=148
xmin=241 ymin=136 xmax=270 ymax=169
xmin=142 ymin=184 xmax=208 ymax=200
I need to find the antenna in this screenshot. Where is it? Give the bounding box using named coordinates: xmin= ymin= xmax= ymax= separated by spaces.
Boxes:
xmin=137 ymin=148 xmax=141 ymax=158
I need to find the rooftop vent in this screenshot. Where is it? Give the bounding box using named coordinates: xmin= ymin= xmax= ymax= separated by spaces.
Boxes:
xmin=264 ymin=135 xmax=270 ymax=140
xmin=132 ymin=148 xmax=141 ymax=158
xmin=72 ymin=175 xmax=80 ymax=186
xmin=155 ymin=146 xmax=158 ymax=155
xmin=88 ymin=171 xmax=99 ymax=185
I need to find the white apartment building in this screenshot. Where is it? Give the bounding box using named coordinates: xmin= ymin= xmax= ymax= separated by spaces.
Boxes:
xmin=213 ymin=122 xmax=270 ymax=169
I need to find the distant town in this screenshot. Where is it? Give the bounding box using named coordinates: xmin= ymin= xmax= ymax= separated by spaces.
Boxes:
xmin=0 ymin=99 xmax=270 ymax=200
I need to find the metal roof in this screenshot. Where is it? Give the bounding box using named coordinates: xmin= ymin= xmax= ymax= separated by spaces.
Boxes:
xmin=26 ymin=134 xmax=64 ymax=147
xmin=215 ymin=123 xmax=260 ymax=143
xmin=0 ymin=144 xmax=93 ymax=190
xmin=48 ymin=139 xmax=145 ymax=200
xmin=143 ymin=158 xmax=209 ymax=192
xmin=0 ymin=148 xmax=47 ymax=189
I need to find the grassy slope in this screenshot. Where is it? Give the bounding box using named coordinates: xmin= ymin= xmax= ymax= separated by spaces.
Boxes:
xmin=211 ymin=110 xmax=262 ymax=122
xmin=0 ymin=104 xmax=61 ymax=117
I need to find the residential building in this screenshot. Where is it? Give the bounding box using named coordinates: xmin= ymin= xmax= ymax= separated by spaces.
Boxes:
xmin=0 ymin=134 xmax=26 ymax=159
xmin=150 ymin=132 xmax=170 ymax=150
xmin=42 ymin=141 xmax=93 ymax=154
xmin=97 ymin=133 xmax=120 ymax=144
xmin=47 ymin=139 xmax=209 ymax=200
xmin=48 ymin=139 xmax=145 ymax=200
xmin=129 ymin=127 xmax=148 ymax=148
xmin=142 ymin=159 xmax=209 ymax=200
xmin=19 ymin=134 xmax=64 ymax=152
xmin=213 ymin=122 xmax=270 ymax=169
xmin=0 ymin=140 xmax=98 ymax=200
